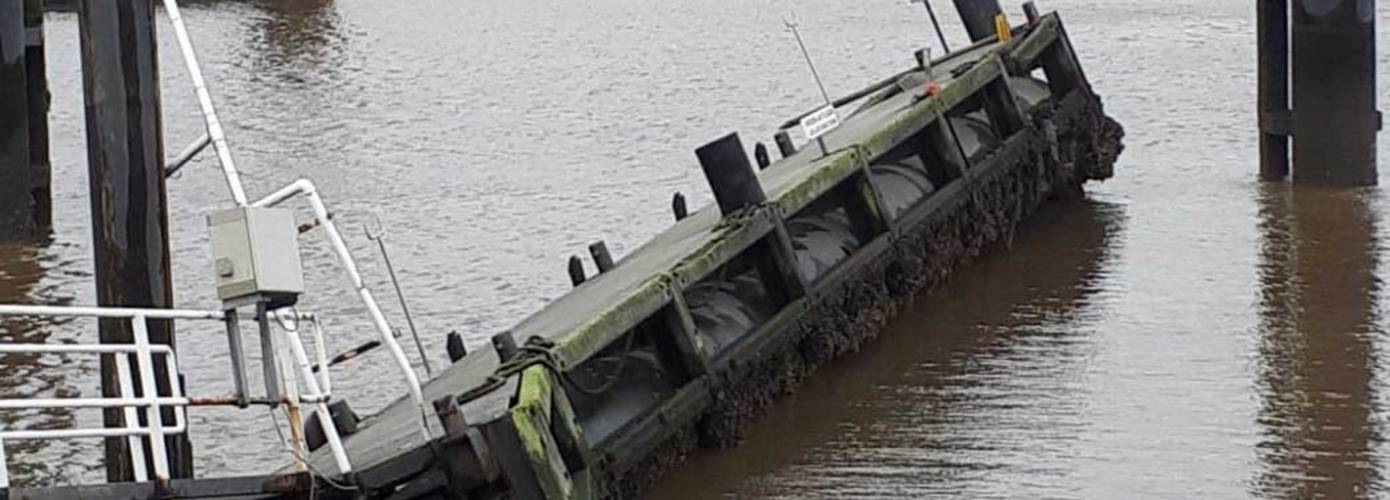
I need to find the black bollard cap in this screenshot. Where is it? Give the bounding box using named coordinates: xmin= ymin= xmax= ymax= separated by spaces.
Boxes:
xmin=672 ymin=192 xmax=689 ymax=221
xmin=492 ymin=331 xmax=519 ymax=363
xmin=446 ymin=331 xmax=468 ymax=363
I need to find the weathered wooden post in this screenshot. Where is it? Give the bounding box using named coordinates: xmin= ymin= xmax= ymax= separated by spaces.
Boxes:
xmin=951 ymin=0 xmax=1003 ymax=42
xmin=77 ymin=0 xmax=193 ymax=480
xmin=1290 ymin=0 xmax=1377 ymax=186
xmin=1258 ymin=0 xmax=1291 ymax=181
xmin=24 ymin=0 xmax=49 ymax=229
xmin=1 ymin=0 xmax=32 ymax=240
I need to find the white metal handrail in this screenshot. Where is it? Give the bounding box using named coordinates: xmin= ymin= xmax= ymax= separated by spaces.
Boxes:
xmin=157 ymin=0 xmax=430 ymax=441
xmin=0 ymin=306 xmax=352 ymax=488
xmin=253 ymin=180 xmax=432 ymax=440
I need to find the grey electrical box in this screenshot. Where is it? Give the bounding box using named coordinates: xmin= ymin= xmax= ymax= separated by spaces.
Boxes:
xmin=207 ymin=207 xmax=305 ymax=308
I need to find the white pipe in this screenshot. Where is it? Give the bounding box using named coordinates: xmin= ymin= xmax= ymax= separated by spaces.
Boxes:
xmin=0 ymin=424 xmax=188 ymax=440
xmin=166 ymin=133 xmax=212 ymax=177
xmin=0 ymin=305 xmax=225 ymax=321
xmin=115 ymin=354 xmax=151 ymax=482
xmin=309 ymin=317 xmax=332 ymax=395
xmin=0 ymin=437 xmax=8 ymax=488
xmin=160 ymin=338 xmax=188 ymax=432
xmin=253 ymin=180 xmax=430 ymax=440
xmin=286 ymin=330 xmax=352 ymax=473
xmin=159 ymin=0 xmax=249 ymax=205
xmin=131 ymin=316 xmax=170 ymax=480
xmin=0 ymin=344 xmax=173 ymax=355
xmin=0 ymin=398 xmax=191 ymax=410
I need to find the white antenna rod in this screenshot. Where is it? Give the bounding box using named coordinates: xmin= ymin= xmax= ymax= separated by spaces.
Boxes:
xmin=784 ymin=14 xmax=837 ymax=156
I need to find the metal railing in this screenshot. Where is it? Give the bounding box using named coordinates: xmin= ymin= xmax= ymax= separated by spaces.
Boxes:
xmin=0 ymin=306 xmax=351 ymax=488
xmin=158 ymin=0 xmax=431 ymax=439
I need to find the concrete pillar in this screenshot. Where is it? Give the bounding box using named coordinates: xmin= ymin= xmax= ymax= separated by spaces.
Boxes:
xmin=951 ymin=0 xmax=1003 ymax=42
xmin=1291 ymin=0 xmax=1377 ymax=186
xmin=77 ymin=0 xmax=192 ymax=480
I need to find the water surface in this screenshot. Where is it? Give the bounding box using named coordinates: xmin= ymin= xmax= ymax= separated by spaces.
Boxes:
xmin=3 ymin=0 xmax=1390 ymax=496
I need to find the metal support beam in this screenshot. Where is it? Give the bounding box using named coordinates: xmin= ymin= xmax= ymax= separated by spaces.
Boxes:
xmin=1258 ymin=0 xmax=1291 ymax=180
xmin=77 ymin=0 xmax=192 ymax=480
xmin=1291 ymin=0 xmax=1377 ymax=186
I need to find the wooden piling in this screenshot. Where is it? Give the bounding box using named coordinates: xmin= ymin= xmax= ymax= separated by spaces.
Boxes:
xmin=1290 ymin=0 xmax=1376 ymax=186
xmin=1 ymin=0 xmax=33 ymax=240
xmin=77 ymin=0 xmax=192 ymax=480
xmin=23 ymin=0 xmax=48 ymax=229
xmin=951 ymin=0 xmax=1003 ymax=42
xmin=1258 ymin=0 xmax=1291 ymax=181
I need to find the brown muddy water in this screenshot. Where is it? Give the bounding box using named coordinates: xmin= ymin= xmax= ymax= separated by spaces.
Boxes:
xmin=2 ymin=0 xmax=1390 ymax=497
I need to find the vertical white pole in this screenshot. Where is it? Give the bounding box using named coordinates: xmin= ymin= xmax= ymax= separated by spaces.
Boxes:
xmin=273 ymin=327 xmax=308 ymax=471
xmin=287 ymin=329 xmax=351 ymax=473
xmin=114 ymin=353 xmax=150 ymax=481
xmin=131 ymin=315 xmax=170 ymax=480
xmin=0 ymin=435 xmax=10 ymax=488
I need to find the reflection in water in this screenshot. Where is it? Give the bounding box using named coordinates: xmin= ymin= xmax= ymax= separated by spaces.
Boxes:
xmin=651 ymin=200 xmax=1123 ymax=499
xmin=0 ymin=242 xmax=87 ymax=487
xmin=244 ymin=0 xmax=343 ymax=76
xmin=1254 ymin=185 xmax=1379 ymax=498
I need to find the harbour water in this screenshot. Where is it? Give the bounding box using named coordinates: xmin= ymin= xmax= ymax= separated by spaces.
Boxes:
xmin=2 ymin=0 xmax=1390 ymax=496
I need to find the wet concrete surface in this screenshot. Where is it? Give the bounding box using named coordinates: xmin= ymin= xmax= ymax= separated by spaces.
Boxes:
xmin=4 ymin=0 xmax=1390 ymax=497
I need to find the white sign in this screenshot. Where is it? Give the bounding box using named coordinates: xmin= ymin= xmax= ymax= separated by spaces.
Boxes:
xmin=801 ymin=105 xmax=841 ymax=141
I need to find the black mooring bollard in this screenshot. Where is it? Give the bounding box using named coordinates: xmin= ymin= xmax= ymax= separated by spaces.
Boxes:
xmin=446 ymin=331 xmax=467 ymax=363
xmin=492 ymin=331 xmax=519 ymax=363
xmin=672 ymin=192 xmax=688 ymax=221
xmin=589 ymin=241 xmax=615 ymax=273
xmin=1290 ymin=0 xmax=1377 ymax=186
xmin=696 ymin=133 xmax=766 ymax=216
xmin=951 ymin=0 xmax=1004 ymax=42
xmin=754 ymin=142 xmax=771 ymax=170
xmin=568 ymin=255 xmax=586 ymax=286
xmin=774 ymin=130 xmax=797 ymax=158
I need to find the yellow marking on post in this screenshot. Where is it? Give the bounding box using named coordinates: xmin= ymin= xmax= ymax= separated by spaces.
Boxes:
xmin=995 ymin=14 xmax=1012 ymax=42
